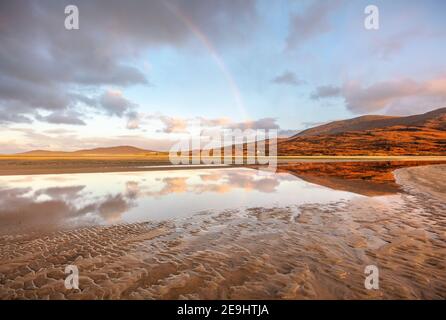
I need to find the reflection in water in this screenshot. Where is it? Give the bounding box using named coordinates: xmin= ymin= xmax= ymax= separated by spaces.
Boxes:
xmin=275 ymin=161 xmax=446 ymax=196
xmin=0 ymin=168 xmax=361 ymax=234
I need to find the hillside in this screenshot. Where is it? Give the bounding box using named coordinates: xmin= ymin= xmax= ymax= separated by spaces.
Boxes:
xmin=294 ymin=108 xmax=446 ymax=138
xmin=71 ymin=146 xmax=154 ymax=155
xmin=278 ymin=108 xmax=446 ymax=156
xmin=19 ymin=146 xmax=159 ymax=156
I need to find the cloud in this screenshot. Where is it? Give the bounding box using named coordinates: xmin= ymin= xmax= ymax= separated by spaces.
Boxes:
xmin=311 ymin=85 xmax=342 ymax=99
xmin=369 ymin=25 xmax=435 ymax=60
xmin=158 ymin=116 xmax=189 ymax=133
xmin=131 ymin=114 xmax=231 ymax=133
xmin=313 ymin=76 xmax=446 ymax=115
xmin=124 ymin=113 xmax=295 ymax=141
xmin=0 ymin=74 xmax=92 ymax=124
xmin=1 ymin=113 xmax=296 ymax=154
xmin=277 ymin=129 xmax=299 ymax=137
xmin=342 ymin=77 xmax=446 ymax=114
xmin=271 ymin=71 xmax=305 ymax=86
xmin=36 ymin=111 xmax=86 ymax=125
xmin=126 ymin=111 xmax=141 ymax=130
xmin=371 ymin=30 xmax=417 ymax=59
xmin=99 ymin=90 xmax=136 ymax=117
xmin=0 ymin=0 xmax=257 ymax=125
xmin=0 ymin=108 xmax=32 ymax=124
xmin=197 ymin=117 xmax=231 ymax=127
xmin=228 ymin=117 xmax=280 ymax=130
xmin=155 ymin=116 xmax=295 ymax=137
xmin=8 ymin=87 xmax=141 ymax=126
xmin=287 ymin=0 xmax=342 ymax=49
xmin=341 ymin=79 xmax=418 ymax=113
xmin=124 ymin=113 xmax=187 ymax=133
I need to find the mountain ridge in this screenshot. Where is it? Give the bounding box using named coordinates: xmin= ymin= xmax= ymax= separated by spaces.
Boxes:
xmin=279 ymin=107 xmax=446 ymax=156
xmin=293 ymin=107 xmax=446 ymax=138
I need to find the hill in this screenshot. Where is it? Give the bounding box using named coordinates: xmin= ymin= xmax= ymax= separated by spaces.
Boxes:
xmin=19 ymin=146 xmax=158 ymax=156
xmin=294 ymin=107 xmax=446 ymax=138
xmin=278 ymin=108 xmax=446 ymax=156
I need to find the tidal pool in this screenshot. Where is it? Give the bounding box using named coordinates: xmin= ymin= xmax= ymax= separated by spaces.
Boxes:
xmin=0 ymin=167 xmax=361 ymax=234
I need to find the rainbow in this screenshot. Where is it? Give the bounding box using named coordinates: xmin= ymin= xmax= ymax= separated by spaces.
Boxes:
xmin=164 ymin=1 xmax=248 ymax=121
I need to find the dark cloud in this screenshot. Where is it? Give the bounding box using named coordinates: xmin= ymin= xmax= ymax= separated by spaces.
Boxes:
xmin=271 ymin=71 xmax=305 ymax=86
xmin=0 ymin=108 xmax=32 ymax=124
xmin=99 ymin=90 xmax=136 ymax=117
xmin=0 ymin=0 xmax=257 ymax=125
xmin=36 ymin=111 xmax=86 ymax=125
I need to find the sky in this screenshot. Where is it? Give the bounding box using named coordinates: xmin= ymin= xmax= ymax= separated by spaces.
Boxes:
xmin=0 ymin=0 xmax=446 ymax=153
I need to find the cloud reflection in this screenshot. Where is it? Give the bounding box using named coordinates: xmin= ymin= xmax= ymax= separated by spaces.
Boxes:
xmin=0 ymin=169 xmax=289 ymax=233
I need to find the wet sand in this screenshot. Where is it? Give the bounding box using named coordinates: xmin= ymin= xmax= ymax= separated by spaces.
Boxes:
xmin=394 ymin=165 xmax=446 ymax=202
xmin=0 ymin=165 xmax=445 ymax=299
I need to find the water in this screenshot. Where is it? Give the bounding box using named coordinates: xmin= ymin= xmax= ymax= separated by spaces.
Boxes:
xmin=0 ymin=167 xmax=360 ymax=234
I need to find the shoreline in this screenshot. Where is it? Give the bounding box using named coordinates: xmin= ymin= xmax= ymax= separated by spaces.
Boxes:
xmin=0 ymin=156 xmax=445 ymax=176
xmin=0 ymin=164 xmax=238 ymax=176
xmin=394 ymin=164 xmax=446 ymax=202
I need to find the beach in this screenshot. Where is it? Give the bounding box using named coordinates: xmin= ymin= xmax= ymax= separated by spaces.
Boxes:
xmin=0 ymin=163 xmax=445 ymax=299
